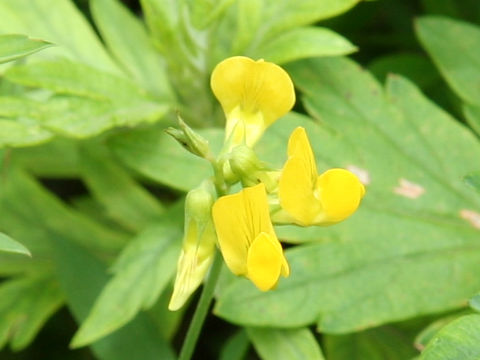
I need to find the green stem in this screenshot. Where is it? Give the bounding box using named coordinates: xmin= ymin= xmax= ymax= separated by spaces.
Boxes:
xmin=178 ymin=249 xmax=223 ymax=360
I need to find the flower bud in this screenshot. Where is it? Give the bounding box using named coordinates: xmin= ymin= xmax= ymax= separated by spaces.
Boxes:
xmin=168 ymin=182 xmax=217 ymax=311
xmin=165 ymin=117 xmax=210 ymax=159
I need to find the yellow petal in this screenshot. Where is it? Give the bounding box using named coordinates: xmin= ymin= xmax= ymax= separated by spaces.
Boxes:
xmin=211 ymin=56 xmax=295 ymax=146
xmin=315 ymin=168 xmax=365 ymax=223
xmin=168 ymin=245 xmax=214 ymax=311
xmin=212 ymin=183 xmax=275 ymax=275
xmin=246 ymin=232 xmax=287 ymax=291
xmin=279 ymin=127 xmax=320 ymax=226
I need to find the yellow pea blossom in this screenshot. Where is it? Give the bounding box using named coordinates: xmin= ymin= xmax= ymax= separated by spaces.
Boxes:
xmin=210 ymin=56 xmax=295 ymax=148
xmin=212 ymin=183 xmax=289 ymax=291
xmin=169 ymin=185 xmax=216 ymax=311
xmin=277 ymin=127 xmax=365 ymax=226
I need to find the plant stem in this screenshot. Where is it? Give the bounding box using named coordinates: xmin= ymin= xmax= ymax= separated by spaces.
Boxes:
xmin=178 ymin=249 xmax=223 ymax=360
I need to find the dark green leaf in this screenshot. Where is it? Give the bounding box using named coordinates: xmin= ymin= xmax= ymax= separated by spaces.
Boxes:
xmin=220 ymin=330 xmax=250 ymax=360
xmin=0 ymin=276 xmax=63 ymax=351
xmin=71 ymin=218 xmax=182 ymax=347
xmin=325 ymin=325 xmax=419 ymax=360
xmin=52 ymin=232 xmax=175 ymax=360
xmin=247 ymin=327 xmax=325 ymax=360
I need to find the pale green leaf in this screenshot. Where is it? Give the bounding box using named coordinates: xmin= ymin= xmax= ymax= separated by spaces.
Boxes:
xmin=465 ymin=172 xmax=480 ymax=195
xmin=80 ymin=144 xmax=165 ymax=231
xmin=38 ymin=96 xmax=168 ymax=139
xmin=0 ymin=34 xmax=52 ymax=64
xmin=216 ymin=57 xmax=480 ymax=333
xmin=414 ymin=313 xmax=465 ymax=352
xmin=5 ymin=59 xmax=149 ymax=103
xmin=247 ymin=327 xmax=325 ymax=360
xmin=90 ymin=0 xmax=173 ymax=99
xmin=186 ymin=0 xmax=234 ymax=29
xmin=419 ymin=314 xmax=480 ymax=359
xmin=260 ymin=0 xmax=360 ymax=38
xmin=463 ymin=104 xmax=480 ymax=136
xmin=231 ymin=0 xmax=263 ymax=54
xmin=0 ymin=0 xmax=120 ymax=73
xmin=0 ymin=232 xmax=30 ymax=256
xmin=416 ymin=16 xmax=480 ymax=106
xmin=0 ymin=119 xmax=52 ymax=148
xmin=108 ymin=126 xmax=223 ymax=191
xmin=0 ymin=276 xmax=63 ymax=351
xmin=252 ymin=27 xmax=356 ymax=64
xmin=471 ymin=293 xmax=480 ymax=312
xmin=71 ymin=219 xmax=182 ymax=347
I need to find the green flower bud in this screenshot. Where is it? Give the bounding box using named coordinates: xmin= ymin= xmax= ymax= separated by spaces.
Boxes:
xmin=168 ymin=182 xmax=217 ymax=311
xmin=165 ymin=117 xmax=210 ymax=158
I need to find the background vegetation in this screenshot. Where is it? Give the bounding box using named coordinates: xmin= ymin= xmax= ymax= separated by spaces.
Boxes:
xmin=1 ymin=0 xmax=480 ymax=359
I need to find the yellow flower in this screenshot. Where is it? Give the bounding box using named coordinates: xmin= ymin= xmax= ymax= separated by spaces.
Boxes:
xmin=212 ymin=183 xmax=289 ymax=291
xmin=210 ymin=56 xmax=295 ymax=148
xmin=278 ymin=127 xmax=365 ymax=226
xmin=169 ymin=186 xmax=216 ymax=311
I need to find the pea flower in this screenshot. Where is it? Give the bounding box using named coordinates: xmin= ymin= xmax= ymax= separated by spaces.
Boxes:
xmin=277 ymin=127 xmax=365 ymax=226
xmin=212 ymin=183 xmax=289 ymax=291
xmin=210 ymin=56 xmax=295 ymax=148
xmin=169 ymin=184 xmax=216 ymax=311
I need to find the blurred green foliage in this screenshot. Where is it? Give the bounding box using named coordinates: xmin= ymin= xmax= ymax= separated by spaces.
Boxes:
xmin=1 ymin=0 xmax=480 ymax=359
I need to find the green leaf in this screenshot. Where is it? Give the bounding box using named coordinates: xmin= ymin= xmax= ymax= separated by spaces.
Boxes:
xmin=80 ymin=144 xmax=165 ymax=231
xmin=10 ymin=138 xmax=79 ymax=177
xmin=186 ymin=0 xmax=234 ymax=29
xmin=414 ymin=313 xmax=466 ymax=352
xmin=463 ymin=104 xmax=480 ymax=137
xmin=416 ymin=16 xmax=480 ymax=106
xmin=465 ymin=172 xmax=480 ymax=195
xmin=108 ymin=126 xmax=223 ymax=191
xmin=219 ymin=330 xmax=250 ymax=360
xmin=0 ymin=34 xmax=52 ymax=64
xmin=325 ymin=325 xmax=419 ymax=360
xmin=247 ymin=327 xmax=325 ymax=360
xmin=71 ymin=218 xmax=182 ymax=347
xmin=216 ymin=57 xmax=480 ymax=333
xmin=0 ymin=232 xmax=30 ymax=256
xmin=90 ymin=0 xmax=173 ymax=99
xmin=259 ymin=0 xmax=360 ymax=38
xmin=252 ymin=27 xmax=357 ymax=64
xmin=419 ymin=314 xmax=480 ymax=359
xmin=52 ymin=230 xmax=175 ymax=360
xmin=0 ymin=119 xmax=52 ymax=148
xmin=369 ymin=53 xmax=438 ymax=89
xmin=0 ymin=276 xmax=63 ymax=351
xmin=0 ymin=0 xmax=120 ymax=73
xmin=39 ymin=96 xmax=168 ymax=139
xmin=5 ymin=59 xmax=151 ymax=103
xmin=0 ymin=169 xmax=128 ymax=255
xmin=470 ymin=293 xmax=480 ymax=312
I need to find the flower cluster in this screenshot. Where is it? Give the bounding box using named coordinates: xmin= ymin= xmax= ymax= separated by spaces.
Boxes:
xmin=168 ymin=56 xmax=365 ymax=311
